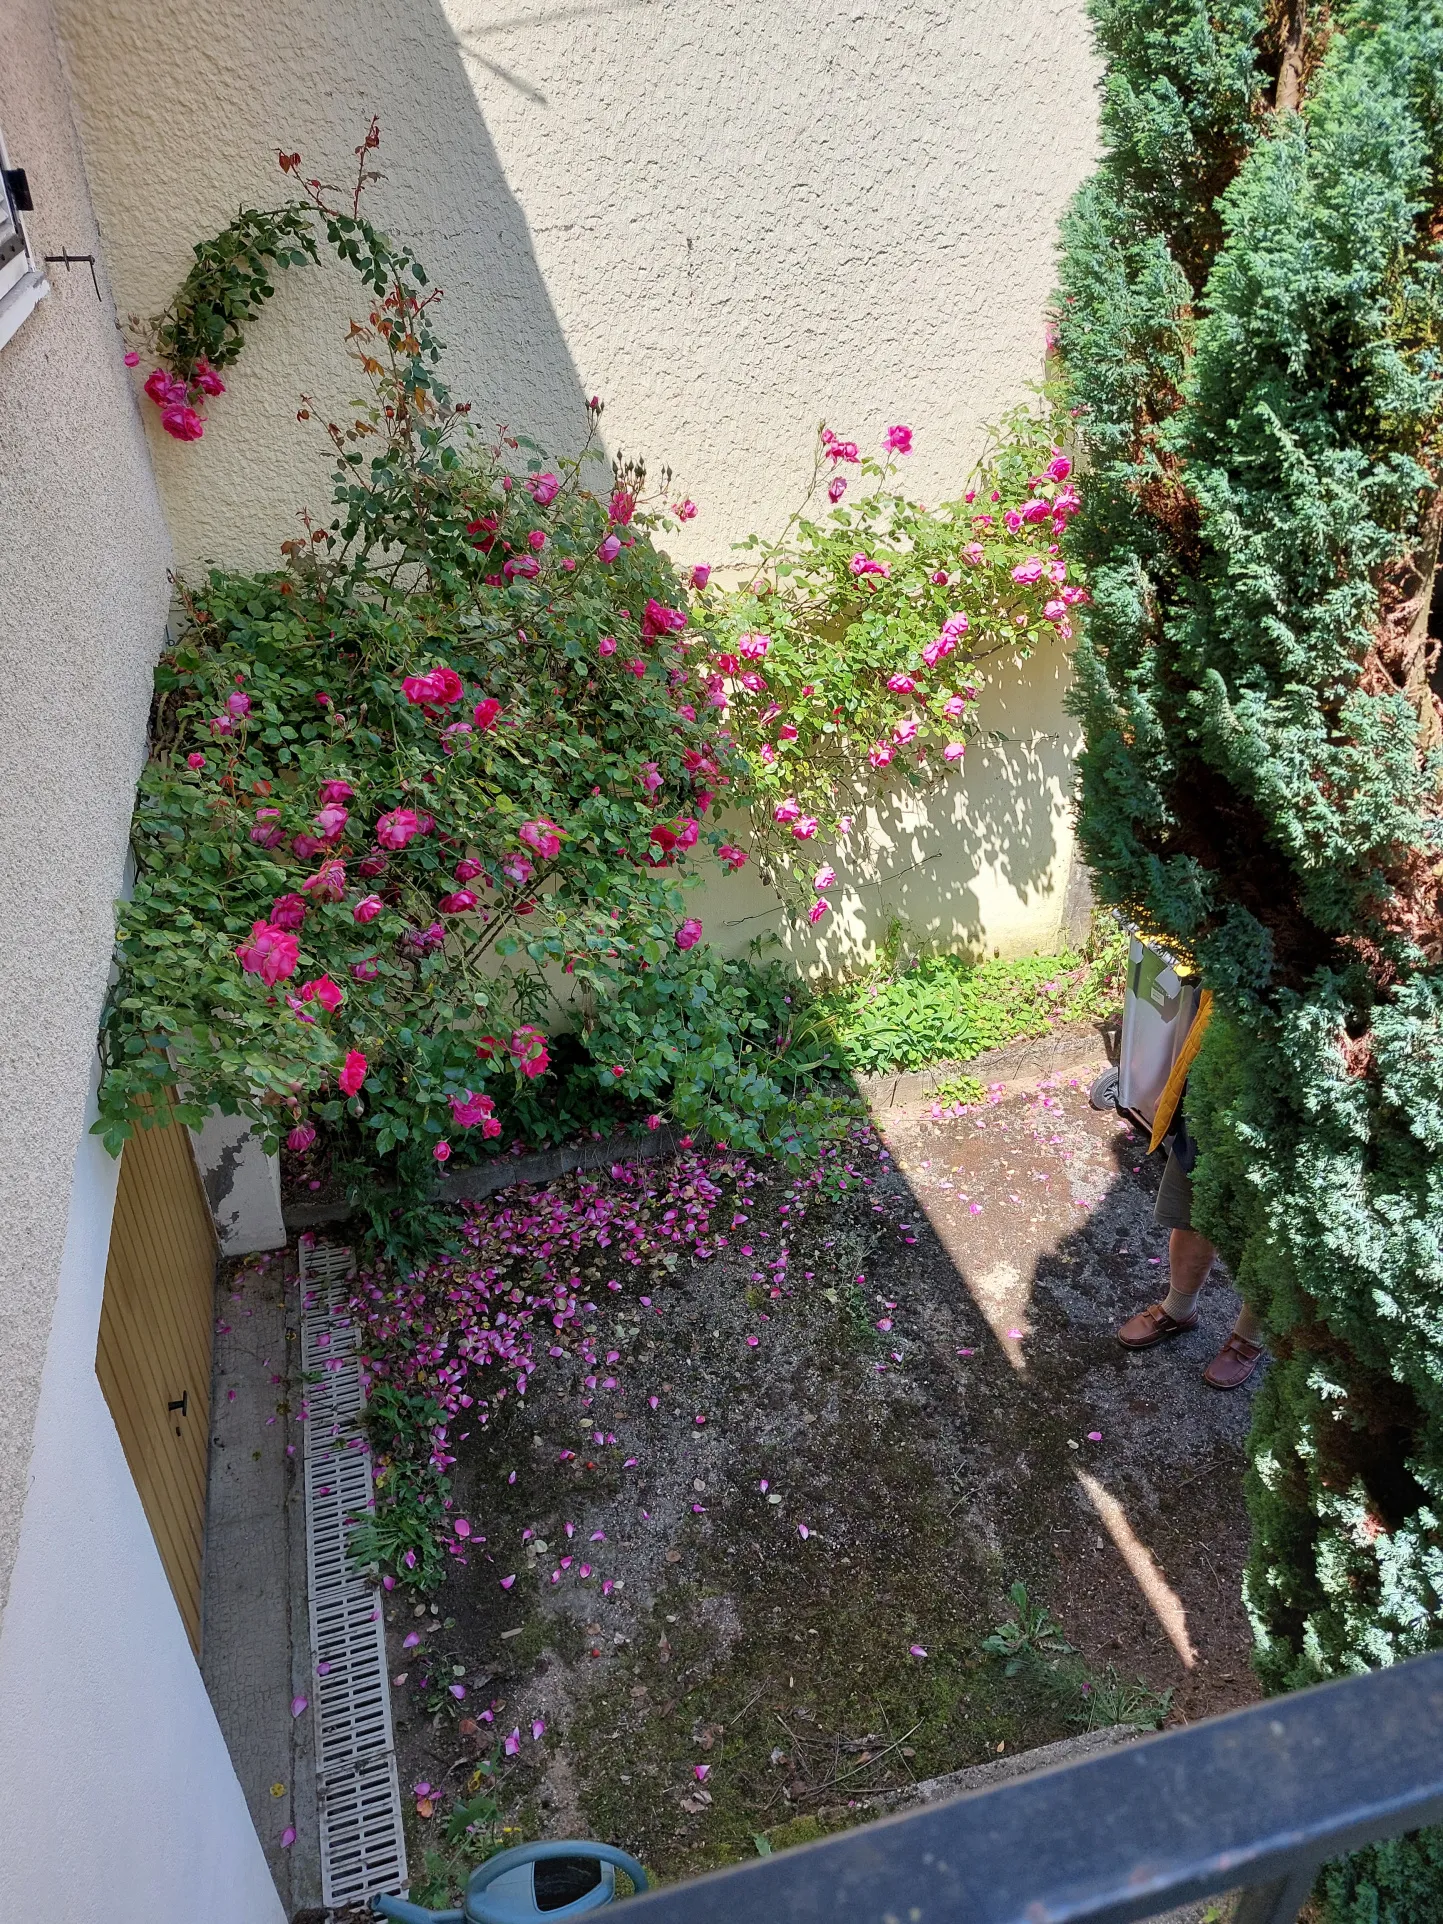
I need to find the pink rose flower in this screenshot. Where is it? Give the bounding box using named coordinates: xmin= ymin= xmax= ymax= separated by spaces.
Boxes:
xmin=314 ymin=802 xmax=349 ymax=840
xmin=160 ymin=402 xmax=205 ymax=441
xmin=473 ymin=697 xmax=503 ymax=730
xmin=235 ymin=921 xmax=299 ymax=985
xmin=504 ymin=554 xmax=540 ymax=580
xmin=318 ymin=780 xmax=354 ymax=804
xmin=892 ymin=716 xmax=919 ymax=745
xmin=1011 ymin=557 xmax=1045 ymax=585
xmin=433 ymin=1139 xmax=451 ymax=1163
xmin=1046 ymin=453 xmax=1072 ymax=482
xmin=353 ymin=894 xmax=384 ymax=924
xmin=286 ymin=1124 xmax=316 ymax=1154
xmin=738 ymin=633 xmax=769 ymax=660
xmin=528 ymin=528 xmax=547 ymax=552
xmin=675 ymin=499 xmax=697 ymax=521
xmin=962 ymin=542 xmax=985 ymax=565
xmin=226 ymin=691 xmax=252 ymax=720
xmin=270 ymin=893 xmax=307 ymax=931
xmin=510 ymin=1026 xmax=550 ymax=1078
xmin=931 ymin=570 xmax=950 ymax=586
xmin=690 ymin=564 xmax=711 ymax=589
xmin=1004 ymin=510 xmax=1023 ymax=533
xmin=338 ymin=1051 xmax=368 ymax=1096
xmin=437 ymin=890 xmax=478 ymax=913
xmin=773 ymin=799 xmax=802 ymax=824
xmin=518 ymin=818 xmax=563 ymax=860
xmin=675 ymin=917 xmax=703 ymax=950
xmin=352 ymin=957 xmax=380 ymax=981
xmin=887 ymin=674 xmax=916 ymax=694
xmin=809 ymin=898 xmax=830 ymax=924
xmin=883 ymin=424 xmax=913 ymax=454
xmin=449 ymin=1090 xmax=496 ymax=1128
xmin=1043 ymin=598 xmax=1068 ymax=624
xmin=376 ymin=808 xmax=422 ymax=850
xmin=529 ymin=472 xmax=561 ymax=505
xmin=144 ymin=367 xmax=183 ymax=405
xmin=193 ymin=359 xmax=226 ymax=397
xmin=942 ymin=694 xmax=967 ymax=719
xmin=596 ymin=533 xmax=622 ymax=563
xmin=791 ymin=815 xmax=819 ymax=840
xmin=124 ymin=349 xmax=141 ymax=368
xmin=402 ymin=666 xmax=464 ymax=705
xmin=1021 ymin=498 xmax=1052 ymax=525
xmin=187 ymin=751 xmax=206 ymax=770
xmin=828 ymin=476 xmax=847 ymax=503
xmin=813 ymin=865 xmax=837 ymax=891
xmin=291 ymin=832 xmax=326 ymax=861
xmin=607 ymin=488 xmax=635 ymax=526
xmin=299 ymin=974 xmax=344 ymax=1012
xmin=944 ymin=741 xmax=966 ymax=762
xmin=639 ymin=762 xmax=663 ymax=794
xmin=250 ymin=808 xmax=285 ymax=849
xmin=850 ymin=553 xmax=890 ymax=577
xmin=302 ymin=857 xmax=347 ymax=902
xmin=454 ymin=857 xmax=483 ymax=882
xmin=718 ymin=844 xmax=748 ymax=871
xmin=598 ymin=635 xmax=618 ymax=658
xmin=868 ymin=739 xmax=895 ymax=770
xmin=641 ymin=599 xmax=687 ymax=641
xmin=502 ymin=853 xmax=534 ymax=885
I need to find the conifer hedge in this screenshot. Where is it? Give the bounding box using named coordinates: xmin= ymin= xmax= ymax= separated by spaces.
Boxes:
xmin=1057 ymin=2 xmax=1443 ymax=1912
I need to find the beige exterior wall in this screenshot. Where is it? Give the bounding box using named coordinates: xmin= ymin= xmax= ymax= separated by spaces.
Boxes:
xmin=0 ymin=0 xmax=174 ymax=1612
xmin=56 ymin=0 xmax=1099 ymax=580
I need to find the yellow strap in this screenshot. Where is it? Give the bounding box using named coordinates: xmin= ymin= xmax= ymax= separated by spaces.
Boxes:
xmin=1149 ymin=990 xmax=1213 ymax=1154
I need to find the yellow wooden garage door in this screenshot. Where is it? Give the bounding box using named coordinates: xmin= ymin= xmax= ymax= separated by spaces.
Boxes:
xmin=96 ymin=1111 xmax=217 ymax=1654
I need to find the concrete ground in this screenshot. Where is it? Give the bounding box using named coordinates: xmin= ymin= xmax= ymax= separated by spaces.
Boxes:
xmin=203 ymin=1250 xmax=322 ymax=1919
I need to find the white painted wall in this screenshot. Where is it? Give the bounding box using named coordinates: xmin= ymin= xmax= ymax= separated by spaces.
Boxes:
xmin=0 ymin=1081 xmax=285 ymax=1924
xmin=0 ymin=0 xmax=174 ymax=1612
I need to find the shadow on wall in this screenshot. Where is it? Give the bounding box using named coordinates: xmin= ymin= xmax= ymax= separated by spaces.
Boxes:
xmin=691 ymin=638 xmax=1082 ymax=976
xmin=56 ymin=0 xmax=604 ymax=573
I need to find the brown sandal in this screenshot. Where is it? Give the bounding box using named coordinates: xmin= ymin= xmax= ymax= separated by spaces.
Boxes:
xmin=1117 ymin=1301 xmax=1200 ymax=1351
xmin=1203 ymin=1332 xmax=1264 ymax=1391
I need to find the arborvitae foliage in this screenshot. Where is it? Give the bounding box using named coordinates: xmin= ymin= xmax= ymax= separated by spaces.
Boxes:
xmin=1059 ymin=2 xmax=1443 ymax=1914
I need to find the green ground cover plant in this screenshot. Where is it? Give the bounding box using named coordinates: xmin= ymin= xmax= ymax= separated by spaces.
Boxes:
xmin=1057 ymin=1 xmax=1443 ymax=1913
xmin=817 ymin=922 xmax=1125 ymax=1075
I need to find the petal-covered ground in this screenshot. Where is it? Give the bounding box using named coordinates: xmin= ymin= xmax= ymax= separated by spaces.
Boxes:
xmin=376 ymin=1056 xmax=1262 ymax=1892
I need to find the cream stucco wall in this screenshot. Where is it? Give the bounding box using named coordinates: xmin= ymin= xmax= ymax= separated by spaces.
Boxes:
xmin=0 ymin=0 xmax=174 ymax=1615
xmin=56 ymin=0 xmax=1099 ymax=580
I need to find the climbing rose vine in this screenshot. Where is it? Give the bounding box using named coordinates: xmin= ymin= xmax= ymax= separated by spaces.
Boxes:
xmin=98 ymin=152 xmax=833 ymax=1192
xmin=713 ymin=409 xmax=1084 ymax=913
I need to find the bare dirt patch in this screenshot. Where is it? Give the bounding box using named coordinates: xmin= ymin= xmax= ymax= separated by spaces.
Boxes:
xmin=382 ymin=1061 xmax=1261 ymax=1885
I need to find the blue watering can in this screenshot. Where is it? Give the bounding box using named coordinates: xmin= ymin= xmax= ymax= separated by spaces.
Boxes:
xmin=372 ymin=1840 xmax=649 ymax=1922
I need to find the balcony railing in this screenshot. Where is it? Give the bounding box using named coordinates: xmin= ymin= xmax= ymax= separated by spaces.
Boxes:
xmin=619 ymin=1652 xmax=1443 ymax=1924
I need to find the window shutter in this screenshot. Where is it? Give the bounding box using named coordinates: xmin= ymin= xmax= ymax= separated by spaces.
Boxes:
xmin=0 ymin=129 xmax=48 ymax=349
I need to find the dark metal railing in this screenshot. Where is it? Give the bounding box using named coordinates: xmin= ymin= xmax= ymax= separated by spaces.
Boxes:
xmin=619 ymin=1652 xmax=1443 ymax=1924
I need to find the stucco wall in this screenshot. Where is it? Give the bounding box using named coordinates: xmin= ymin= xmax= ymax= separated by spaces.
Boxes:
xmin=56 ymin=0 xmax=1099 ymax=580
xmin=0 ymin=1075 xmax=285 ymax=1924
xmin=0 ymin=0 xmax=174 ymax=1615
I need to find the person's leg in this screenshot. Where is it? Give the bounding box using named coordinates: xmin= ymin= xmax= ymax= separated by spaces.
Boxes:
xmin=1118 ymin=1147 xmax=1213 ymax=1348
xmin=1160 ymin=1226 xmax=1215 ymax=1322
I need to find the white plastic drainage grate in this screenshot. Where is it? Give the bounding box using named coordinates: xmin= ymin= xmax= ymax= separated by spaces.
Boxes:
xmin=299 ymin=1239 xmax=408 ymax=1910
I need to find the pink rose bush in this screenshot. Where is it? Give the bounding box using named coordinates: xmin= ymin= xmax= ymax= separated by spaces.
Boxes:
xmin=709 ymin=409 xmax=1084 ymax=912
xmin=98 ymin=182 xmax=870 ymax=1192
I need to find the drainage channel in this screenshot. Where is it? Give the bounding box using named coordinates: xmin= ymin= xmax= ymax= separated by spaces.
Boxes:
xmin=299 ymin=1238 xmax=408 ymax=1911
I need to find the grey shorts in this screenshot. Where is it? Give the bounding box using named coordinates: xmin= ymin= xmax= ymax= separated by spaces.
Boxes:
xmin=1154 ymin=1145 xmax=1194 ymax=1232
